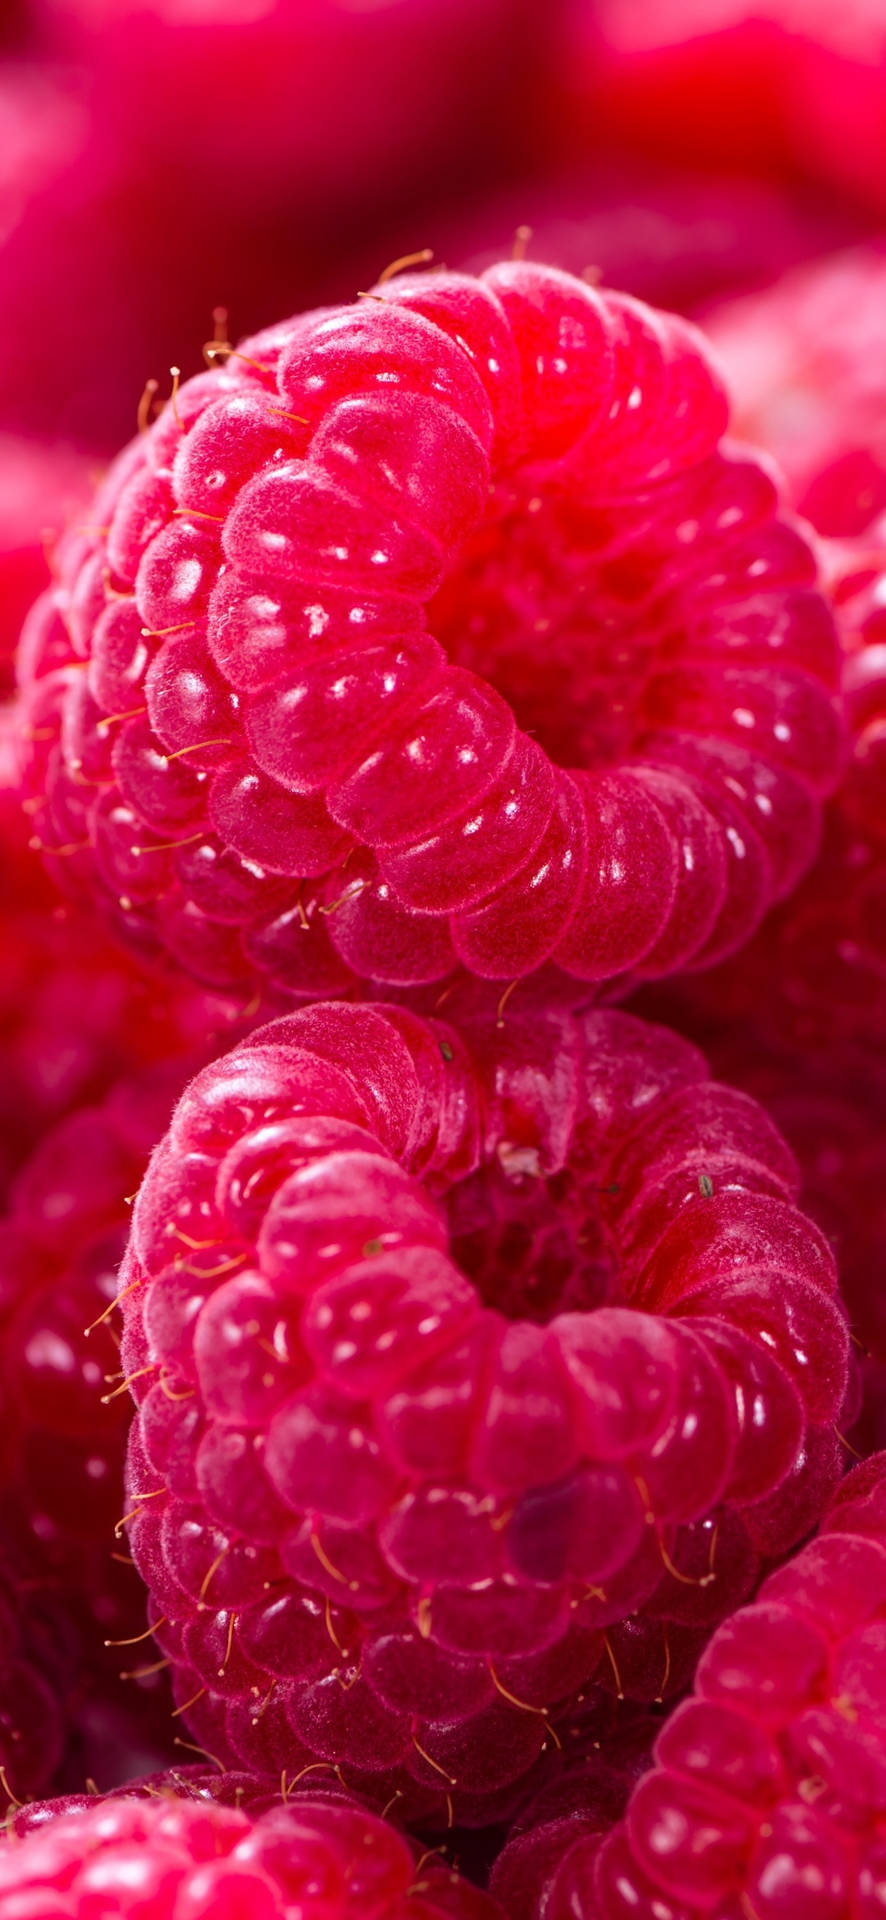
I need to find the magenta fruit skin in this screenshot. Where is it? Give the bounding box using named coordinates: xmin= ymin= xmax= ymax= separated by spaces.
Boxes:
xmin=520 ymin=1452 xmax=886 ymax=1920
xmin=0 ymin=1768 xmax=504 ymax=1918
xmin=17 ymin=260 xmax=843 ymax=997
xmin=116 ymin=993 xmax=849 ymax=1822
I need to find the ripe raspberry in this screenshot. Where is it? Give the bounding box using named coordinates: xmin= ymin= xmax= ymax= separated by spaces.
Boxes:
xmin=535 ymin=1451 xmax=886 ymax=1919
xmin=0 ymin=1769 xmax=504 ymax=1918
xmin=118 ymin=996 xmax=848 ymax=1822
xmin=707 ymin=248 xmax=886 ymax=538
xmin=18 ymin=260 xmax=843 ymax=996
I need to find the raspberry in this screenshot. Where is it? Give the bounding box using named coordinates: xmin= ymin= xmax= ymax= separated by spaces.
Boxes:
xmin=0 ymin=893 xmax=234 ymax=1205
xmin=536 ymin=1452 xmax=886 ymax=1919
xmin=0 ymin=1769 xmax=504 ymax=1918
xmin=117 ymin=996 xmax=847 ymax=1822
xmin=18 ymin=260 xmax=843 ymax=995
xmin=707 ymin=249 xmax=886 ymax=539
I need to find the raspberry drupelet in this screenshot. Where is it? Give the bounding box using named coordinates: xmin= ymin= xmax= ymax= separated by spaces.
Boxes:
xmin=18 ymin=260 xmax=843 ymax=997
xmin=515 ymin=1452 xmax=886 ymax=1919
xmin=117 ymin=995 xmax=849 ymax=1824
xmin=0 ymin=1769 xmax=504 ymax=1918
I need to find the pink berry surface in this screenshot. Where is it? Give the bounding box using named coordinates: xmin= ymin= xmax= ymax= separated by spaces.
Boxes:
xmin=524 ymin=1452 xmax=886 ymax=1919
xmin=0 ymin=1769 xmax=504 ymax=1918
xmin=116 ymin=994 xmax=848 ymax=1822
xmin=17 ymin=260 xmax=844 ymax=998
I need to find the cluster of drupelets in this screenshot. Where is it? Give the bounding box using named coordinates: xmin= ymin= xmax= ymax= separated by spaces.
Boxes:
xmin=0 ymin=255 xmax=885 ymax=1918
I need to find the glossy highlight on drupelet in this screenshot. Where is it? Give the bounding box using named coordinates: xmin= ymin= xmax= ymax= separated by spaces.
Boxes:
xmin=17 ymin=261 xmax=844 ymax=996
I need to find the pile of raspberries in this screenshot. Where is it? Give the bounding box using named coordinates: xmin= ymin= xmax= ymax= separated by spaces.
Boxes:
xmin=2 ymin=253 xmax=885 ymax=1920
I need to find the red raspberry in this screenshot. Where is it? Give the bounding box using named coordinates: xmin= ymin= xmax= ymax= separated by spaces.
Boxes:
xmin=536 ymin=1452 xmax=886 ymax=1919
xmin=117 ymin=996 xmax=847 ymax=1822
xmin=0 ymin=1770 xmax=503 ymax=1918
xmin=707 ymin=248 xmax=886 ymax=539
xmin=18 ymin=261 xmax=843 ymax=996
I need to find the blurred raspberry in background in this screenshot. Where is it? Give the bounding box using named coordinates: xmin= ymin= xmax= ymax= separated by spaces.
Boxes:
xmin=560 ymin=0 xmax=886 ymax=215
